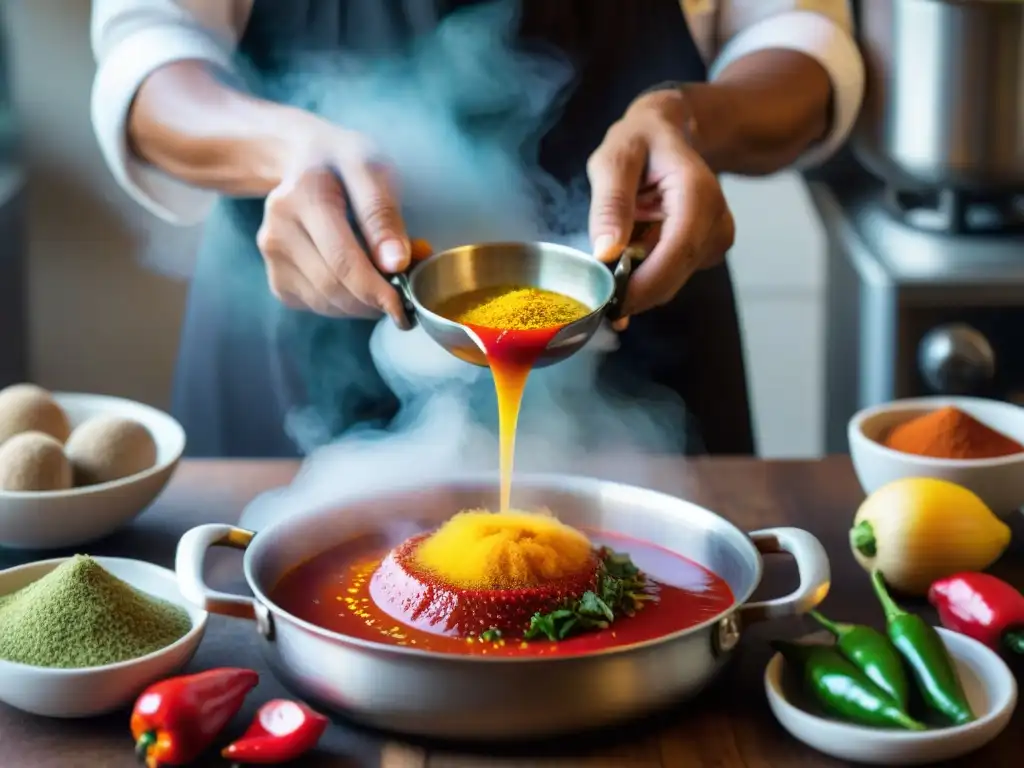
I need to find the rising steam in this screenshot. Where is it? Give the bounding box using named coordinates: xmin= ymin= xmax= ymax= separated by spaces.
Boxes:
xmin=160 ymin=0 xmax=691 ymax=530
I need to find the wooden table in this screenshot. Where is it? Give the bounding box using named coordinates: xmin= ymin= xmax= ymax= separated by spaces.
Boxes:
xmin=0 ymin=457 xmax=1021 ymax=767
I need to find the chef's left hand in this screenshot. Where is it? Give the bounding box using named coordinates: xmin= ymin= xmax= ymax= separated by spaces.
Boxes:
xmin=588 ymin=89 xmax=735 ymax=330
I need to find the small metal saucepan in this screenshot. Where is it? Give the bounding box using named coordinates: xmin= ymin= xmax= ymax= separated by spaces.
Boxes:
xmin=390 ymin=242 xmax=645 ymax=368
xmin=175 ymin=474 xmax=830 ymax=740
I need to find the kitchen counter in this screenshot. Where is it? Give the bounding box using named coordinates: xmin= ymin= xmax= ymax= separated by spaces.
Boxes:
xmin=0 ymin=457 xmax=1021 ymax=767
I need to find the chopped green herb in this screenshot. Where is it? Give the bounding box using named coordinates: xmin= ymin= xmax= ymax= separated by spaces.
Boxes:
xmin=557 ymin=617 xmax=578 ymax=639
xmin=480 ymin=628 xmax=502 ymax=642
xmin=602 ymin=549 xmax=640 ymax=579
xmin=523 ymin=548 xmax=655 ymax=642
xmin=578 ymin=590 xmax=614 ymax=623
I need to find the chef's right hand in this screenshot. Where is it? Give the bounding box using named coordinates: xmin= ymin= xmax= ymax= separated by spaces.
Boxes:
xmin=256 ymin=129 xmax=417 ymax=326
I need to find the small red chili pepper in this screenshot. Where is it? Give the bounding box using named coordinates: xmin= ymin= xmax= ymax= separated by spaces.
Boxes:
xmin=929 ymin=572 xmax=1024 ymax=654
xmin=131 ymin=668 xmax=259 ymax=768
xmin=221 ymin=699 xmax=329 ymax=765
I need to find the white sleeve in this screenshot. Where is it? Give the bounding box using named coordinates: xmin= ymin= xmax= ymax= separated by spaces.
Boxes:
xmin=708 ymin=1 xmax=865 ymax=170
xmin=90 ymin=0 xmax=247 ymax=225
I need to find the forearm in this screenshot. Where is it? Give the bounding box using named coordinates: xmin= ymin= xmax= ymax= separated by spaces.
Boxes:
xmin=128 ymin=61 xmax=324 ymax=196
xmin=677 ymin=50 xmax=833 ymax=176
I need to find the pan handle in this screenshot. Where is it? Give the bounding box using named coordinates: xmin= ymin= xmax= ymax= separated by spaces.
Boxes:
xmin=175 ymin=524 xmax=272 ymax=636
xmin=603 ymin=220 xmax=656 ymax=321
xmin=605 ymin=244 xmax=650 ymax=322
xmin=740 ymin=527 xmax=831 ymax=624
xmin=389 ymin=271 xmax=418 ymax=329
xmin=386 ymin=238 xmax=436 ymax=329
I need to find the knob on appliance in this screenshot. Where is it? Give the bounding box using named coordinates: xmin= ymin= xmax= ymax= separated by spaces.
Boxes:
xmin=917 ymin=324 xmax=996 ymax=395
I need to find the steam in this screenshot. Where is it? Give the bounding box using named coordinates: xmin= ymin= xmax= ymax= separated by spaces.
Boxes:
xmin=154 ymin=1 xmax=692 ymax=529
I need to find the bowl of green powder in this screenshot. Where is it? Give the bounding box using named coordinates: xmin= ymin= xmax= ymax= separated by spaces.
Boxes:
xmin=0 ymin=554 xmax=207 ymax=718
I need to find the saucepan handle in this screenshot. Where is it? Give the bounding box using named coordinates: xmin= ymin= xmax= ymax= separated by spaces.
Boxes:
xmin=739 ymin=527 xmax=831 ymax=624
xmin=605 ymin=222 xmax=655 ymax=321
xmin=390 ymin=272 xmax=418 ymax=328
xmin=606 ymin=247 xmax=637 ymax=322
xmin=175 ymin=524 xmax=262 ymax=623
xmin=387 ymin=239 xmax=438 ymax=329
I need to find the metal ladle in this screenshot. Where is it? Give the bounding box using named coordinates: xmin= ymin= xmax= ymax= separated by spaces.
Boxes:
xmin=390 ymin=241 xmax=645 ymax=368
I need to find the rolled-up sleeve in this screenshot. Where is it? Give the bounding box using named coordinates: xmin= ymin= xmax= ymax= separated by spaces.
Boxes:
xmin=708 ymin=1 xmax=865 ymax=169
xmin=91 ymin=0 xmax=243 ymax=224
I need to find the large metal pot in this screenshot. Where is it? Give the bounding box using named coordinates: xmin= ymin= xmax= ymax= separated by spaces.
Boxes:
xmin=854 ymin=0 xmax=1024 ymax=191
xmin=175 ymin=474 xmax=830 ymax=740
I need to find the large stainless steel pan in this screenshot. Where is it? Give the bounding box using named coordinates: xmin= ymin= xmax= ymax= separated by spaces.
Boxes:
xmin=175 ymin=474 xmax=830 ymax=740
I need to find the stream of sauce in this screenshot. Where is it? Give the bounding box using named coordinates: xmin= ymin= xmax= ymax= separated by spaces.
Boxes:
xmin=433 ymin=286 xmax=592 ymax=511
xmin=270 ymin=531 xmax=736 ymax=658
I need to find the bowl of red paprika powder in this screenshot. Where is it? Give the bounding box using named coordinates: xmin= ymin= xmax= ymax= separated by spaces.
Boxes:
xmin=848 ymin=396 xmax=1024 ymax=517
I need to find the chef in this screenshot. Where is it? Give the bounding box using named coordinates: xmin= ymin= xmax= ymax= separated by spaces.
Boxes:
xmin=90 ymin=1 xmax=864 ymax=458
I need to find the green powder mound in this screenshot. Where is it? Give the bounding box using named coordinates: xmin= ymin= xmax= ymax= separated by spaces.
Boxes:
xmin=0 ymin=554 xmax=193 ymax=668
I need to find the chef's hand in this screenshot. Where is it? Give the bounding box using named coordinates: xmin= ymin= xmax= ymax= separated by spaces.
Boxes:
xmin=588 ymin=88 xmax=735 ymax=330
xmin=256 ymin=127 xmax=430 ymax=326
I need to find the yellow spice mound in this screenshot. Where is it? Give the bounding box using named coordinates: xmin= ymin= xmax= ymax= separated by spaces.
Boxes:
xmin=446 ymin=287 xmax=591 ymax=330
xmin=412 ymin=509 xmax=594 ymax=589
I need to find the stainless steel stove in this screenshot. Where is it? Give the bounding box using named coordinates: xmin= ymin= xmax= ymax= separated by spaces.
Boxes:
xmin=814 ymin=173 xmax=1024 ymax=453
xmin=815 ymin=0 xmax=1024 ymax=452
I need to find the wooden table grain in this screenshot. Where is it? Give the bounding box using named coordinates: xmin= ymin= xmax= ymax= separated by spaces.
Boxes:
xmin=0 ymin=457 xmax=1021 ymax=768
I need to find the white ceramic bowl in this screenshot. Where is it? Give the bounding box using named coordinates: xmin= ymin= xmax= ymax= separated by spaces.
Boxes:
xmin=0 ymin=556 xmax=207 ymax=718
xmin=0 ymin=392 xmax=186 ymax=549
xmin=765 ymin=628 xmax=1017 ymax=765
xmin=848 ymin=396 xmax=1024 ymax=516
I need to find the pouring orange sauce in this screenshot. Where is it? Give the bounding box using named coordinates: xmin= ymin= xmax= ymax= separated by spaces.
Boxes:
xmin=433 ymin=286 xmax=592 ymax=511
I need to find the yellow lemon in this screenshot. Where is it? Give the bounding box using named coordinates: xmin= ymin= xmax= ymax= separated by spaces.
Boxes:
xmin=849 ymin=477 xmax=1011 ymax=596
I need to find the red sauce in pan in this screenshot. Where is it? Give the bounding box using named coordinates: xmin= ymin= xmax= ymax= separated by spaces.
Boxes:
xmin=269 ymin=531 xmax=736 ymax=658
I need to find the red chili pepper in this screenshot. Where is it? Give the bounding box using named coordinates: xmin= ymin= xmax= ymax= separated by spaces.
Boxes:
xmin=928 ymin=572 xmax=1024 ymax=654
xmin=221 ymin=699 xmax=329 ymax=765
xmin=130 ymin=668 xmax=259 ymax=768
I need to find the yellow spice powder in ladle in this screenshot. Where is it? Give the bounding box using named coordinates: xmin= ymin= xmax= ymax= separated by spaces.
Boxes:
xmin=439 ymin=286 xmax=591 ymax=330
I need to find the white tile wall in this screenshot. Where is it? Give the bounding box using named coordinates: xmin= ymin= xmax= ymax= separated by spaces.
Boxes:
xmin=724 ymin=173 xmax=826 ymax=295
xmin=722 ymin=173 xmax=827 ymax=459
xmin=738 ymin=296 xmax=825 ymax=458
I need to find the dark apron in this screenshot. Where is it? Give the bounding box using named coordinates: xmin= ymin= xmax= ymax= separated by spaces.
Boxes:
xmin=171 ymin=0 xmax=755 ymax=458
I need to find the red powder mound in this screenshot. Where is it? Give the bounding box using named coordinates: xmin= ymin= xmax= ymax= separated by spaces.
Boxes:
xmin=883 ymin=405 xmax=1024 ymax=460
xmin=369 ymin=533 xmax=601 ymax=637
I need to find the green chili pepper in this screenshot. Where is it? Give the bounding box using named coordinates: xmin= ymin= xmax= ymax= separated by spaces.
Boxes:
xmin=809 ymin=610 xmax=910 ymax=711
xmin=870 ymin=570 xmax=975 ymax=725
xmin=772 ymin=640 xmax=925 ymax=731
